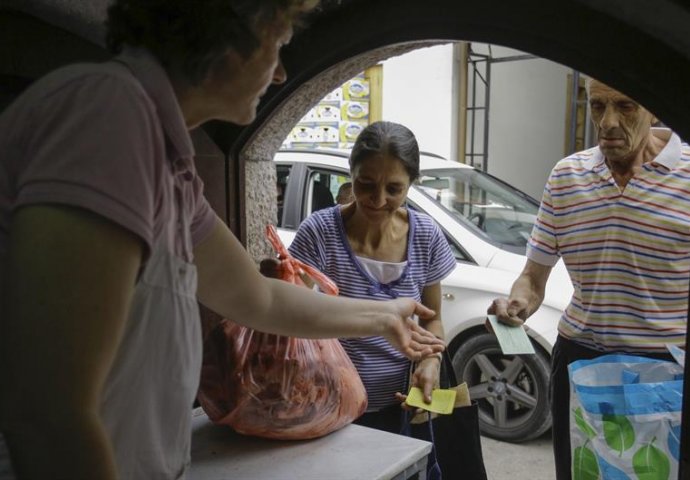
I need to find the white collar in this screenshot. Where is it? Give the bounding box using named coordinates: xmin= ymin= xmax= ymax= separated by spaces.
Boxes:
xmin=584 ymin=128 xmax=681 ymax=171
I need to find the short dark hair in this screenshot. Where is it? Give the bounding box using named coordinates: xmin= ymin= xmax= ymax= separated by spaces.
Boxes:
xmin=105 ymin=0 xmax=318 ymax=85
xmin=349 ymin=121 xmax=420 ymax=182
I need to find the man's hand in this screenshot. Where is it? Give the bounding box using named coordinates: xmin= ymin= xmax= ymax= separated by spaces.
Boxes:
xmin=487 ymin=297 xmax=529 ymax=327
xmin=486 ymin=259 xmax=553 ymax=333
xmin=383 ymin=298 xmax=445 ymax=360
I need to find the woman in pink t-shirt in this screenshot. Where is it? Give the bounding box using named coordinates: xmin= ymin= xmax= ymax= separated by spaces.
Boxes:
xmin=0 ymin=2 xmax=444 ymax=479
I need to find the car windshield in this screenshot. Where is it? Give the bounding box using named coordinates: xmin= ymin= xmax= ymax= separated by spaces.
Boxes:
xmin=416 ymin=167 xmax=539 ymax=252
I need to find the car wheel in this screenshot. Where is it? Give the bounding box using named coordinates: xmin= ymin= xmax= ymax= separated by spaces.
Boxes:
xmin=451 ymin=332 xmax=551 ymax=443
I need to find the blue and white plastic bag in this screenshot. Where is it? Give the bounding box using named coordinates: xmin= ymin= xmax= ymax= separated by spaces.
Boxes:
xmin=568 ymin=354 xmax=684 ymax=480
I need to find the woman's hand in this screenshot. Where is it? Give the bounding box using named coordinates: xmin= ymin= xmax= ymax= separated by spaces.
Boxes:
xmin=411 ymin=355 xmax=442 ymax=403
xmin=395 ymin=354 xmax=441 ymax=413
xmin=382 ymin=298 xmax=445 ymax=360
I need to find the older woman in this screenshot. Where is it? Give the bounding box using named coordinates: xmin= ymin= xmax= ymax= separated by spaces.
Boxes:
xmin=0 ymin=2 xmax=446 ymax=477
xmin=289 ymin=121 xmax=456 ymax=433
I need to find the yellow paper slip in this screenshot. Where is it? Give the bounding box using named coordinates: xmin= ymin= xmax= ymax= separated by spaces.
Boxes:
xmin=405 ymin=387 xmax=457 ymax=415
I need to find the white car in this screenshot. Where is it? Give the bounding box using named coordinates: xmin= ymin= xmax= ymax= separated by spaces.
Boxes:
xmin=274 ymin=149 xmax=573 ymax=442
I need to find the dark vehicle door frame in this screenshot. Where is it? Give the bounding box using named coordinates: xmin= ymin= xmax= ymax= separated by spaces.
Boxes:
xmin=279 ymin=162 xmax=308 ymax=230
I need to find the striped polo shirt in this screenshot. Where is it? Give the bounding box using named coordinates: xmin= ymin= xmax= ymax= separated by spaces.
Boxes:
xmin=527 ymin=129 xmax=690 ymax=353
xmin=288 ymin=206 xmax=456 ymax=411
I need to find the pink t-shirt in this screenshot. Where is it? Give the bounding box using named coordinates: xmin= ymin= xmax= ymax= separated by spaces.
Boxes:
xmin=0 ymin=48 xmax=217 ymax=478
xmin=0 ymin=48 xmax=216 ymax=260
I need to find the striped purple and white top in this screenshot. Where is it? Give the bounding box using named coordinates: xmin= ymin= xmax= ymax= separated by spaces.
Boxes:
xmin=288 ymin=205 xmax=456 ymax=411
xmin=527 ymin=129 xmax=690 ymax=353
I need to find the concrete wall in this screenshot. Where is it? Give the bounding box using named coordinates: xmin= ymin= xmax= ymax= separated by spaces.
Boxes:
xmin=381 ymin=44 xmax=454 ymax=160
xmin=482 ymin=45 xmax=570 ymax=200
xmin=379 ymin=43 xmax=571 ymax=200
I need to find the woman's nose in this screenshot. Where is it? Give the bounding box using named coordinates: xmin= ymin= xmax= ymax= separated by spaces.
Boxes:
xmin=273 ymin=59 xmax=287 ymax=85
xmin=371 ymin=187 xmax=386 ymax=206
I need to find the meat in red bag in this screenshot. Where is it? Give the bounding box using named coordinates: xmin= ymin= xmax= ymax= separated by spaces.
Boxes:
xmin=197 ymin=225 xmax=368 ymax=440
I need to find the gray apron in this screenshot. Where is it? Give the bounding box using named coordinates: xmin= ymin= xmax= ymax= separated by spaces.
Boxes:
xmin=100 ymin=164 xmax=203 ymax=479
xmin=0 ymin=248 xmax=202 ymax=480
xmin=0 ymin=51 xmax=205 ymax=479
xmin=100 ymin=245 xmax=201 ymax=479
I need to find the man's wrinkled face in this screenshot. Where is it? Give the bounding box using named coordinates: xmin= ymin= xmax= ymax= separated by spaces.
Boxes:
xmin=589 ymin=80 xmax=655 ymax=163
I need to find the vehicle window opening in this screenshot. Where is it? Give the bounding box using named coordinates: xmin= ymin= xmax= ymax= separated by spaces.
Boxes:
xmin=276 ymin=165 xmax=291 ymax=227
xmin=307 ymin=170 xmax=350 ymax=214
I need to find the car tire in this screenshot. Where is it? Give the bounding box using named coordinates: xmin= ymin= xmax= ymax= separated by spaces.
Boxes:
xmin=451 ymin=332 xmax=551 ymax=443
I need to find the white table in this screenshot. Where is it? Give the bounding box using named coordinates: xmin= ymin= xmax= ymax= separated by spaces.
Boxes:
xmin=189 ymin=409 xmax=431 ymax=480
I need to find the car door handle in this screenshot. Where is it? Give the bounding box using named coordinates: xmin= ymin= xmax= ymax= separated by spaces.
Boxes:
xmin=442 ymin=293 xmax=455 ymax=301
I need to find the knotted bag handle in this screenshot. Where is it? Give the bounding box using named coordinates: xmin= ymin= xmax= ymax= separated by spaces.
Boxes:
xmin=265 ymin=224 xmax=339 ymax=296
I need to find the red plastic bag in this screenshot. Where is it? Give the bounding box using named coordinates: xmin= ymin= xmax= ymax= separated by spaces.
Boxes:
xmin=197 ymin=225 xmax=367 ymax=440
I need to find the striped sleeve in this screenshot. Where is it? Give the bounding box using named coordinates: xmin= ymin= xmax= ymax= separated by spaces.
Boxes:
xmin=527 ymin=168 xmax=560 ymax=267
xmin=288 ymin=211 xmax=328 ymax=271
xmin=423 ymin=218 xmax=456 ymax=285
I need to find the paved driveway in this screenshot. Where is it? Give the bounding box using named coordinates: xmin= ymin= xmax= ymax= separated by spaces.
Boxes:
xmin=481 ymin=433 xmax=554 ymax=479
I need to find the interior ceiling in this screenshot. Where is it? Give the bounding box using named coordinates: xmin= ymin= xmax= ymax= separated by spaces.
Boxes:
xmin=2 ymin=0 xmax=110 ymax=46
xmin=3 ymin=0 xmax=690 ymax=151
xmin=0 ymin=0 xmax=356 ymax=48
xmin=5 ymin=0 xmax=689 ymax=61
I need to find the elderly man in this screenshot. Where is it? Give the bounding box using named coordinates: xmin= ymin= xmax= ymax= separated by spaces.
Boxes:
xmin=489 ymin=78 xmax=689 ymax=479
xmin=0 ymin=1 xmax=444 ymax=478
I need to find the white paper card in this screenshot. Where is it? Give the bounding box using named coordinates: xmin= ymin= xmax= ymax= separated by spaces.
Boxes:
xmin=487 ymin=315 xmax=535 ymax=355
